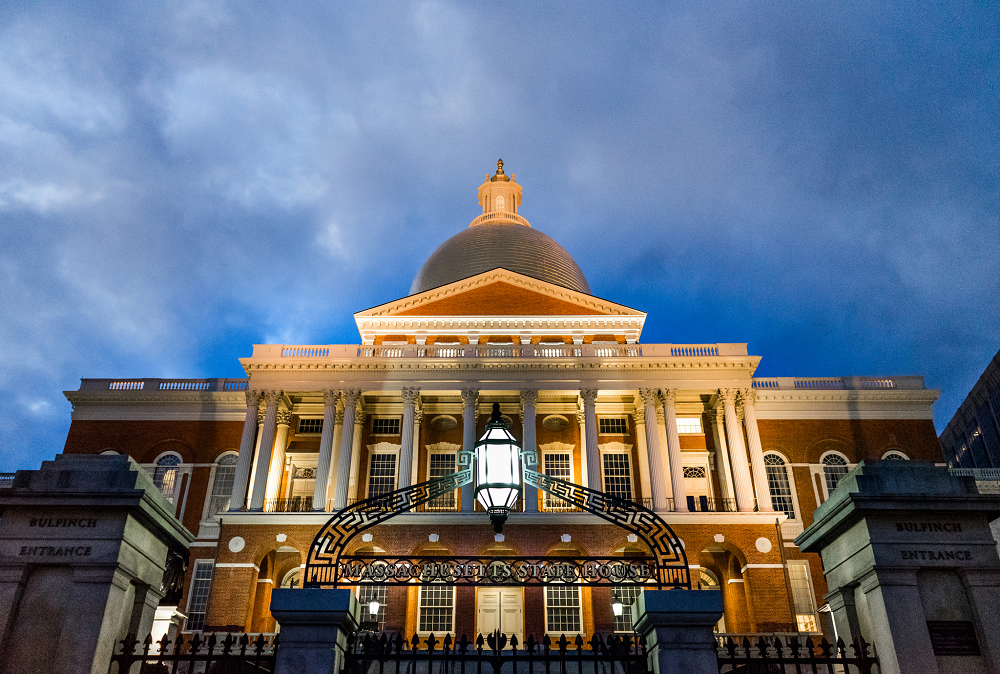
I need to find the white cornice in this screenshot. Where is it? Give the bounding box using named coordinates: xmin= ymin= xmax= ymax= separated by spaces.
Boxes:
xmin=753 ymin=389 xmax=939 ymax=419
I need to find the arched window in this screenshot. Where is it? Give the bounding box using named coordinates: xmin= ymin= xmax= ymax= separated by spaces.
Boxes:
xmin=764 ymin=454 xmax=795 ymax=520
xmin=207 ymin=454 xmax=238 ymax=516
xmin=281 ymin=568 xmax=301 ymax=589
xmin=882 ymin=451 xmax=909 ymax=461
xmin=495 ymin=195 xmax=506 ymax=210
xmin=822 ymin=454 xmax=850 ymax=494
xmin=153 ymin=454 xmax=182 ymax=503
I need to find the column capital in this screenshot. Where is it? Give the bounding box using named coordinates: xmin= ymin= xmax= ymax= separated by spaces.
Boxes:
xmin=322 ymin=389 xmax=341 ymax=407
xmin=461 ymin=388 xmax=479 ymax=406
xmin=354 ymin=405 xmax=366 ymax=425
xmin=401 ymin=387 xmax=420 ymax=406
xmin=660 ymin=388 xmax=678 ymax=405
xmin=576 ymin=410 xmax=586 ymax=425
xmin=257 ymin=407 xmax=266 ymax=423
xmin=414 ymin=409 xmax=424 ymax=425
xmin=276 ymin=410 xmax=293 ymax=427
xmin=580 ymin=389 xmax=599 ymax=406
xmin=632 ymin=406 xmax=645 ymax=425
xmin=342 ymin=389 xmax=362 ymax=407
xmin=335 ymin=407 xmax=345 ymax=424
xmin=713 ymin=407 xmax=726 ymax=424
xmin=717 ymin=388 xmax=738 ymax=405
xmin=739 ymin=388 xmax=757 ymax=406
xmin=519 ymin=389 xmax=538 ymax=406
xmin=263 ymin=389 xmax=284 ymax=407
xmin=639 ymin=388 xmax=661 ymax=406
xmin=245 ymin=389 xmax=263 ymax=408
xmin=736 ymin=406 xmax=744 ymax=422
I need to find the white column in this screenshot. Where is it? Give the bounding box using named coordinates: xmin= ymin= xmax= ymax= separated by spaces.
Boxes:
xmin=581 ymin=389 xmax=601 ymax=492
xmin=521 ymin=389 xmax=539 ymax=513
xmin=247 ymin=407 xmax=265 ymax=500
xmin=332 ymin=389 xmax=361 ymax=509
xmin=631 ymin=402 xmax=654 ymax=507
xmin=265 ymin=410 xmax=292 ymax=505
xmin=397 ymin=388 xmax=420 ymax=489
xmin=312 ymin=390 xmax=340 ymax=512
xmin=740 ymin=389 xmax=774 ymax=511
xmin=411 ymin=409 xmax=422 ymax=488
xmin=660 ymin=389 xmax=688 ymax=513
xmin=461 ymin=388 xmax=478 ymax=512
xmin=712 ymin=408 xmax=737 ymax=505
xmin=249 ymin=390 xmax=283 ymax=510
xmin=327 ymin=405 xmax=344 ymax=508
xmin=655 ymin=407 xmax=673 ymax=502
xmin=347 ymin=406 xmax=365 ymax=501
xmin=639 ymin=388 xmax=668 ymax=511
xmin=229 ymin=389 xmax=262 ymax=511
xmin=719 ymin=388 xmax=755 ymax=512
xmin=577 ymin=410 xmax=589 ymax=488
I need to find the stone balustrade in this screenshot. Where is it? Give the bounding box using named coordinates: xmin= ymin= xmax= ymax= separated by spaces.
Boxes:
xmin=751 ymin=376 xmax=926 ymax=391
xmin=247 ymin=342 xmax=758 ymax=360
xmin=86 ymin=378 xmax=249 ymax=392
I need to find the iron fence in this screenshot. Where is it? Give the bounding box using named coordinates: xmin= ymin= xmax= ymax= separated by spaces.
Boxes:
xmin=108 ymin=632 xmax=277 ymax=674
xmin=344 ymin=631 xmax=648 ymax=674
xmin=716 ymin=635 xmax=878 ymax=673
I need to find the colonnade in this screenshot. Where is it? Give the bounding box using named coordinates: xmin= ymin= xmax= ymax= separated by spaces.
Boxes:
xmin=227 ymin=386 xmax=773 ymax=514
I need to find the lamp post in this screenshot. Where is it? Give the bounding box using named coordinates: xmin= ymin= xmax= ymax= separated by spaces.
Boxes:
xmin=359 ymin=599 xmax=380 ymax=632
xmin=475 ymin=402 xmax=523 ymax=533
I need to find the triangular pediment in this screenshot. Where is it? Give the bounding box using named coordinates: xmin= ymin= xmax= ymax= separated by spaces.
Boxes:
xmin=357 ymin=268 xmax=644 ymax=318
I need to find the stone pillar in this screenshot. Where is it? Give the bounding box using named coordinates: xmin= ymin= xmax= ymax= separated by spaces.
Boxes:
xmin=230 ymin=389 xmax=262 ymax=511
xmin=740 ymin=389 xmax=774 ymax=511
xmin=249 ymin=390 xmax=283 ymax=511
xmin=270 ymin=588 xmax=359 ymax=674
xmin=521 ymin=389 xmax=539 ymax=513
xmin=312 ymin=390 xmax=340 ymax=512
xmin=461 ymin=388 xmax=478 ymax=512
xmin=632 ymin=590 xmax=725 ymax=674
xmin=411 ymin=409 xmax=423 ymax=488
xmin=711 ymin=408 xmax=737 ymax=504
xmin=631 ymin=403 xmax=654 ymax=505
xmin=347 ymin=406 xmax=366 ymax=502
xmin=577 ymin=410 xmax=589 ymax=488
xmin=639 ymin=389 xmax=668 ymax=511
xmin=397 ymin=388 xmax=420 ymax=489
xmin=718 ymin=389 xmax=755 ymax=512
xmin=332 ymin=390 xmax=361 ymax=509
xmin=660 ymin=389 xmax=688 ymax=513
xmin=581 ymin=389 xmax=601 ymax=493
xmin=264 ymin=410 xmax=292 ymax=504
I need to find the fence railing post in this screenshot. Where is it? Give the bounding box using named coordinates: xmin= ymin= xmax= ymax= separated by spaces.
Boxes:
xmin=632 ymin=589 xmax=723 ymax=674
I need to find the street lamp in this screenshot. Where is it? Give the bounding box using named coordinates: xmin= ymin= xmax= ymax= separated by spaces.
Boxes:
xmin=611 ymin=595 xmax=624 ymax=617
xmin=360 ymin=599 xmax=380 ymax=632
xmin=475 ymin=402 xmax=522 ymax=533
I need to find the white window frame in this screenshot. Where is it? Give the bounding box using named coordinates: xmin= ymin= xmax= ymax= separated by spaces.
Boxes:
xmin=416 ymin=584 xmax=456 ymax=636
xmin=539 ymin=446 xmax=575 ymax=511
xmin=184 ymin=560 xmax=215 ymax=632
xmin=763 ymin=451 xmax=803 ymax=538
xmin=425 ymin=446 xmax=459 ymax=511
xmin=819 ymin=451 xmax=853 ymax=499
xmin=675 ymin=417 xmax=704 ymax=434
xmin=296 ymin=417 xmax=324 ymax=435
xmin=599 ymin=445 xmax=635 ymax=501
xmin=598 ymin=416 xmax=629 ymax=436
xmin=370 ymin=416 xmax=403 ymax=436
xmin=881 ymin=450 xmax=909 ymax=460
xmin=786 ymin=560 xmax=820 ymax=633
xmin=366 ymin=444 xmax=401 ymax=499
xmin=200 ymin=451 xmax=239 ymax=522
xmin=544 ymin=583 xmax=584 ymax=637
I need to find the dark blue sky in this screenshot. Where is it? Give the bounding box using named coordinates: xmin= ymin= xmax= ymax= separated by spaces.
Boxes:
xmin=1 ymin=1 xmax=998 ymax=472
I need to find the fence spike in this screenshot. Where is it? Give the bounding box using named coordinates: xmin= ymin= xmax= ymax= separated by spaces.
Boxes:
xmin=458 ymin=634 xmax=470 ymax=653
xmin=427 ymin=633 xmax=439 ymax=653
xmin=444 ymin=633 xmax=453 ymax=651
xmin=510 ymin=634 xmax=519 ymax=651
xmin=557 ymin=634 xmax=570 ymax=652
xmin=190 ymin=633 xmax=203 ymax=654
xmin=836 ymin=636 xmax=848 ymax=657
xmin=525 ymin=633 xmax=537 ymax=654
xmin=253 ymin=633 xmax=266 ymax=655
xmin=411 ymin=633 xmax=421 ymax=651
xmin=542 ymin=633 xmax=551 ymax=652
xmin=142 ymin=633 xmax=153 ymax=655
xmin=222 ymin=633 xmax=237 ymax=654
xmin=475 ymin=633 xmax=485 ymax=650
xmin=393 ymin=632 xmax=405 ymax=653
xmin=238 ymin=633 xmax=250 ymax=655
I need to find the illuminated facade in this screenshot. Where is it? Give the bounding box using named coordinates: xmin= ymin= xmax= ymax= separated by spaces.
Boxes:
xmin=63 ymin=161 xmax=943 ymax=639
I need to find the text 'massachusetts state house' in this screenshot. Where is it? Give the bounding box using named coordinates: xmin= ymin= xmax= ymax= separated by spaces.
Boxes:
xmin=62 ymin=160 xmax=943 ymax=640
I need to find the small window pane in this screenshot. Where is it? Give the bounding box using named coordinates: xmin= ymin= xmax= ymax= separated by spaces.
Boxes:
xmin=371 ymin=418 xmax=401 ymax=435
xmin=543 ymin=453 xmax=574 ymax=511
xmin=418 ymin=585 xmax=454 ymax=633
xmin=787 ymin=563 xmax=819 ymax=632
xmin=822 ymin=455 xmax=850 ymax=493
xmin=598 ymin=418 xmax=628 ymax=435
xmin=764 ymin=454 xmax=795 ymax=520
xmin=186 ymin=561 xmax=214 ymax=632
xmin=603 ymin=453 xmax=633 ymax=501
xmin=546 ymin=586 xmax=582 ymax=634
xmin=208 ymin=455 xmax=237 ymax=515
xmin=427 ymin=453 xmax=457 ymax=510
xmin=368 ymin=454 xmax=397 ymax=498
xmin=297 ymin=418 xmax=323 ymax=434
xmin=675 ymin=418 xmax=703 ymax=434
xmin=153 ymin=455 xmax=181 ymax=503
xmin=682 ymin=466 xmax=706 ymax=478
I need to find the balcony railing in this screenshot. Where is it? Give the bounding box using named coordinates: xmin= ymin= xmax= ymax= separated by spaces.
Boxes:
xmin=81 ymin=378 xmax=250 ymax=392
xmin=261 ymin=497 xmax=314 ymax=513
xmin=752 ymin=376 xmax=926 ymax=391
xmin=247 ymin=343 xmax=762 ymax=360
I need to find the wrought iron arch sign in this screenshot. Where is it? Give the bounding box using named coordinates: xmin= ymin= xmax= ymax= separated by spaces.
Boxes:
xmin=304 ymin=450 xmax=690 ymax=589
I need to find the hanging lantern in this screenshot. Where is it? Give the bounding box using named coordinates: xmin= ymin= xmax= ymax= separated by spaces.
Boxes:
xmin=475 ymin=402 xmax=522 ymax=533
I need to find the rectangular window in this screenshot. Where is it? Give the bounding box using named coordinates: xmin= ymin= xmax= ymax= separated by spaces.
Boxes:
xmin=418 ymin=585 xmax=454 ymax=633
xmin=185 ymin=561 xmax=214 ymax=632
xmin=297 ymin=418 xmax=323 ymax=434
xmin=612 ymin=586 xmax=644 ymax=633
xmin=427 ymin=452 xmax=457 ymax=511
xmin=787 ymin=562 xmax=819 ymax=632
xmin=675 ymin=417 xmax=703 ymax=434
xmin=367 ymin=453 xmax=398 ymax=498
xmin=764 ymin=457 xmax=796 ymax=520
xmin=598 ymin=417 xmax=628 ymax=435
xmin=371 ymin=417 xmax=401 ymax=435
xmin=358 ymin=584 xmax=387 ymax=631
xmin=543 ymin=453 xmax=575 ymax=511
xmin=545 ymin=586 xmax=582 ymax=634
xmin=602 ymin=453 xmax=633 ymax=501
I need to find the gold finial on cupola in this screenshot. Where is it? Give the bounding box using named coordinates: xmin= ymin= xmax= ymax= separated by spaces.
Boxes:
xmin=490 ymin=158 xmax=511 ymax=182
xmin=472 ymin=159 xmax=527 ymax=227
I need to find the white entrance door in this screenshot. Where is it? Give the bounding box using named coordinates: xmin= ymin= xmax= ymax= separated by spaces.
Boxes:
xmin=476 ymin=588 xmax=523 ymax=643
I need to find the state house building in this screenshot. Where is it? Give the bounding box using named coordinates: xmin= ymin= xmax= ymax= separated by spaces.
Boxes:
xmin=62 ymin=161 xmax=943 ymax=641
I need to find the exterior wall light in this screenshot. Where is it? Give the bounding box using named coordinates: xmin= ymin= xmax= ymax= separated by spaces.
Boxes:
xmin=611 ymin=598 xmax=624 ymax=617
xmin=475 ymin=402 xmax=522 ymax=533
